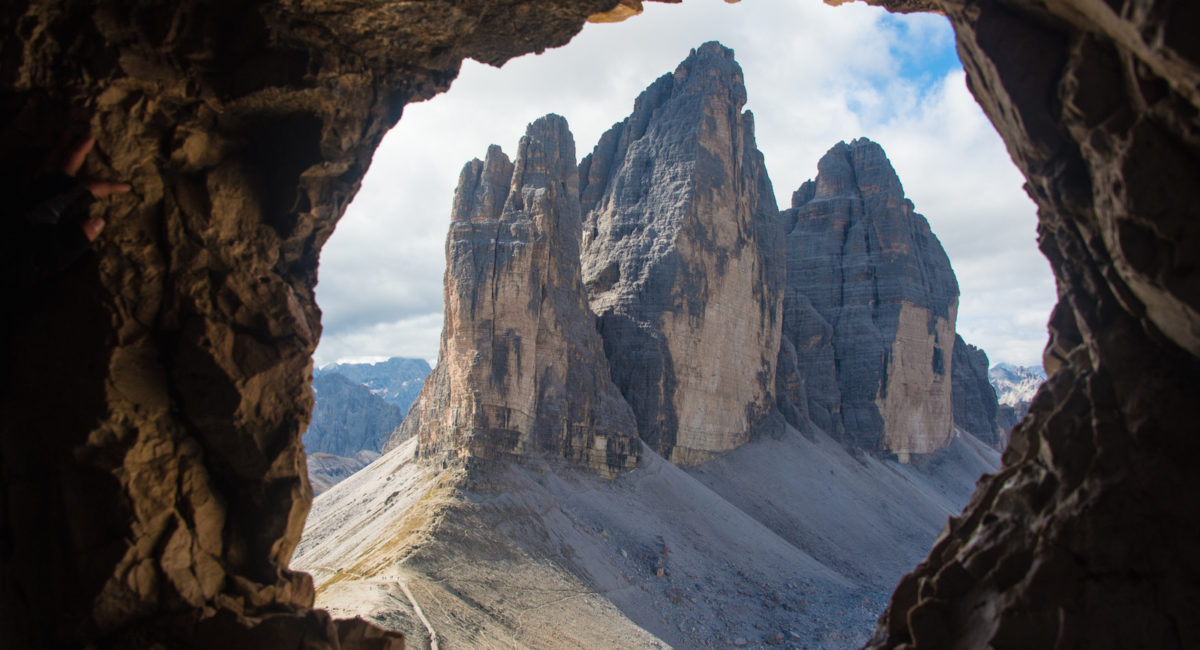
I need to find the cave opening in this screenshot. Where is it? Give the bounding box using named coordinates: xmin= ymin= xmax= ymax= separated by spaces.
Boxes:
xmin=2 ymin=0 xmax=1198 ymax=648
xmin=301 ymin=0 xmax=1056 ymax=645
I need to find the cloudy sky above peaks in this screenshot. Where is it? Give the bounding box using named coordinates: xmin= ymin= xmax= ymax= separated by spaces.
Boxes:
xmin=313 ymin=0 xmax=1057 ymax=369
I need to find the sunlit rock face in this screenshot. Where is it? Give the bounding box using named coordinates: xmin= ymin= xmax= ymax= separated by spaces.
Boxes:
xmin=778 ymin=139 xmax=959 ymax=459
xmin=391 ymin=115 xmax=640 ymax=476
xmin=579 ymin=42 xmax=784 ymax=466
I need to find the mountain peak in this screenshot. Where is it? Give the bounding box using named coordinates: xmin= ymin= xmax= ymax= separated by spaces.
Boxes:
xmin=393 ymin=114 xmax=639 ymax=475
xmin=779 ymin=137 xmax=959 ymax=456
xmin=688 ymin=40 xmax=736 ymax=62
xmin=579 ymin=42 xmax=780 ymax=465
xmin=671 ymin=41 xmax=747 ymax=108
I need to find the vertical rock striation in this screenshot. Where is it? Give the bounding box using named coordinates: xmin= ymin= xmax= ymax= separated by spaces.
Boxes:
xmin=950 ymin=334 xmax=1004 ymax=448
xmin=579 ymin=42 xmax=784 ymax=466
xmin=392 ymin=114 xmax=639 ymax=477
xmin=778 ymin=139 xmax=959 ymax=459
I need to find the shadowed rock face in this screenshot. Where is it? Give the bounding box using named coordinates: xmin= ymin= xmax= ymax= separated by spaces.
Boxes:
xmin=390 ymin=115 xmax=639 ymax=477
xmin=579 ymin=41 xmax=784 ymax=466
xmin=2 ymin=0 xmax=1200 ymax=648
xmin=778 ymin=139 xmax=959 ymax=458
xmin=951 ymin=334 xmax=1004 ymax=448
xmin=0 ymin=1 xmax=622 ymax=647
xmin=304 ymin=372 xmax=405 ymax=457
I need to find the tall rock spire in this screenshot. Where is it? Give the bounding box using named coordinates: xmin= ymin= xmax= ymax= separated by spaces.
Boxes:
xmin=579 ymin=42 xmax=784 ymax=466
xmin=778 ymin=138 xmax=960 ymax=459
xmin=390 ymin=114 xmax=639 ymax=476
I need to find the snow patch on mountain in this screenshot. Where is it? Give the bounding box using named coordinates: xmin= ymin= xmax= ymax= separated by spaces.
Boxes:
xmin=988 ymin=362 xmax=1046 ymax=407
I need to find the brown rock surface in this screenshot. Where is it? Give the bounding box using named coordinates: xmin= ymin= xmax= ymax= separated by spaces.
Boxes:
xmin=862 ymin=0 xmax=1200 ymax=647
xmin=389 ymin=114 xmax=639 ymax=476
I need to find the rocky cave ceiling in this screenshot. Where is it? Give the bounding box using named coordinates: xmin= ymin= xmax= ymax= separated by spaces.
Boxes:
xmin=0 ymin=0 xmax=1197 ymax=648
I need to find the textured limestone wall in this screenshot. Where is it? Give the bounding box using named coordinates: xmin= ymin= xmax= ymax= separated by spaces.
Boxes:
xmin=390 ymin=115 xmax=640 ymax=477
xmin=879 ymin=301 xmax=957 ymax=458
xmin=0 ymin=1 xmax=622 ymax=647
xmin=950 ymin=333 xmax=1005 ymax=448
xmin=779 ymin=139 xmax=960 ymax=457
xmin=579 ymin=42 xmax=784 ymax=466
xmin=864 ymin=0 xmax=1200 ymax=647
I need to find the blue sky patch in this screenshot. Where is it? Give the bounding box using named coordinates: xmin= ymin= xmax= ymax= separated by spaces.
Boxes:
xmin=878 ymin=13 xmax=960 ymax=86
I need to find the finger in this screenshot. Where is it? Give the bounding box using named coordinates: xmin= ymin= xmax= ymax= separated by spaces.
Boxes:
xmin=64 ymin=134 xmax=96 ymax=177
xmin=81 ymin=217 xmax=106 ymax=242
xmin=85 ymin=180 xmax=132 ymax=198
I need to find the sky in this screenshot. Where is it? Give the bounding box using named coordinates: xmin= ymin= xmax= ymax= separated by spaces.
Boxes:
xmin=312 ymin=0 xmax=1057 ymax=369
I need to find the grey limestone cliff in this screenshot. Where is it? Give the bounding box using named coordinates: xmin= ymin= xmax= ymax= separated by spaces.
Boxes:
xmin=950 ymin=334 xmax=1004 ymax=448
xmin=778 ymin=139 xmax=959 ymax=459
xmin=579 ymin=42 xmax=784 ymax=466
xmin=389 ymin=114 xmax=639 ymax=476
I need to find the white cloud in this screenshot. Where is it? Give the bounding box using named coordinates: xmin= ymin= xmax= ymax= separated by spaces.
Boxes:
xmin=313 ymin=0 xmax=1056 ymax=368
xmin=316 ymin=314 xmax=443 ymax=369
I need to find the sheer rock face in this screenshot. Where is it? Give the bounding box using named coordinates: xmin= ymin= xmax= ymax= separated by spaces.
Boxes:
xmin=950 ymin=334 xmax=1004 ymax=448
xmin=579 ymin=42 xmax=784 ymax=466
xmin=778 ymin=139 xmax=959 ymax=458
xmin=391 ymin=115 xmax=639 ymax=477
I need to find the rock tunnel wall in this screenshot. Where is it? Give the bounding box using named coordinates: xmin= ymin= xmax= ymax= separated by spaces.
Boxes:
xmin=864 ymin=0 xmax=1200 ymax=647
xmin=0 ymin=0 xmax=1197 ymax=648
xmin=0 ymin=1 xmax=622 ymax=648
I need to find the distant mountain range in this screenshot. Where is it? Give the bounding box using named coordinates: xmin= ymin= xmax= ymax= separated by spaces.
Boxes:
xmin=304 ymin=357 xmax=432 ymax=493
xmin=989 ymin=362 xmax=1046 ymax=434
xmin=316 ymin=357 xmax=431 ymax=410
xmin=989 ymin=362 xmax=1046 ymax=407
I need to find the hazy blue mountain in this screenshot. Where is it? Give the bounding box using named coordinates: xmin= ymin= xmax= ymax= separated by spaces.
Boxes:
xmin=304 ymin=372 xmax=405 ymax=457
xmin=316 ymin=356 xmax=431 ymax=412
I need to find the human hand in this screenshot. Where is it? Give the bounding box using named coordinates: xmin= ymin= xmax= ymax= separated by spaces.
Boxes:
xmin=63 ymin=135 xmax=131 ymax=241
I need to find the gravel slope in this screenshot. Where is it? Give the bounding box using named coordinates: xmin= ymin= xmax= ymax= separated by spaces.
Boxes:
xmin=294 ymin=428 xmax=1000 ymax=649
